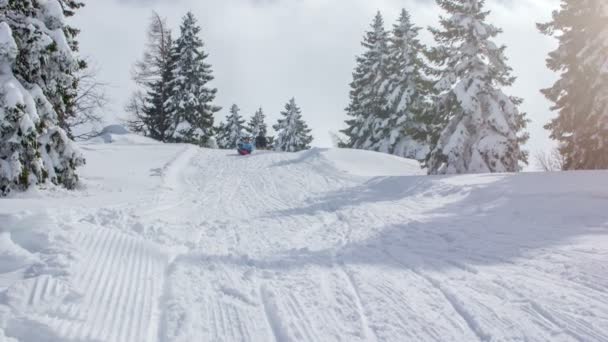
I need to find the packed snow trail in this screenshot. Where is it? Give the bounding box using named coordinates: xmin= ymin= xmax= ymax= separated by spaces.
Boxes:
xmin=1 ymin=134 xmax=608 ymax=342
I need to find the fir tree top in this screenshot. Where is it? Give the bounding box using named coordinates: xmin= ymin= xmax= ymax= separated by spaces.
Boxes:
xmin=430 ymin=0 xmax=514 ymax=89
xmin=358 ymin=11 xmax=390 ymax=90
xmin=387 ymin=9 xmax=430 ymax=110
xmin=173 ymin=12 xmax=214 ymax=89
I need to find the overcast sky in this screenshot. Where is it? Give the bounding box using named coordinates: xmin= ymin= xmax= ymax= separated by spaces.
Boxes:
xmin=73 ymin=0 xmax=560 ymax=157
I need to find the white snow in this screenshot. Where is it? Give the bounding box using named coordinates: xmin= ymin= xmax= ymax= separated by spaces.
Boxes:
xmin=319 ymin=148 xmax=423 ymax=177
xmin=0 ymin=137 xmax=607 ymax=341
xmin=0 ymin=23 xmax=17 ymax=67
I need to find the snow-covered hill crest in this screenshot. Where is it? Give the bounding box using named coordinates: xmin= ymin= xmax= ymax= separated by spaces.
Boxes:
xmin=0 ymin=139 xmax=607 ymax=342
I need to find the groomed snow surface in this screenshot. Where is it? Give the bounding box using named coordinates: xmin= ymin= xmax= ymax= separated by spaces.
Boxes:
xmin=1 ymin=131 xmax=608 ymax=342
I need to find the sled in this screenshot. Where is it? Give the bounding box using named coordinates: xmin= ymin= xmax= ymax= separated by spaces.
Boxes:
xmin=237 ymin=149 xmax=251 ymax=156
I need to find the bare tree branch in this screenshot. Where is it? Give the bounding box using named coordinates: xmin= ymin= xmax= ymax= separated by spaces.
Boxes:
xmin=124 ymin=91 xmax=148 ymax=135
xmin=69 ymin=60 xmax=109 ymax=140
xmin=535 ymin=148 xmax=566 ymax=172
xmin=131 ymin=11 xmax=172 ymax=86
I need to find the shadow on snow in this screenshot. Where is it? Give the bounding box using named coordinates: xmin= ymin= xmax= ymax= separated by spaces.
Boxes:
xmin=187 ymin=171 xmax=608 ymax=272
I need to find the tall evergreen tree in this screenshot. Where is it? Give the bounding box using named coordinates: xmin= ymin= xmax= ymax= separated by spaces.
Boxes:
xmin=341 ymin=12 xmax=391 ymax=150
xmin=425 ymin=0 xmax=528 ymax=175
xmin=538 ymin=1 xmax=608 ymax=170
xmin=374 ymin=9 xmax=432 ymax=160
xmin=0 ymin=0 xmax=85 ymax=195
xmin=247 ymin=107 xmax=268 ymax=139
xmin=127 ymin=12 xmax=174 ymax=141
xmin=217 ymin=104 xmax=245 ymax=149
xmin=274 ymin=98 xmax=313 ymax=152
xmin=141 ymin=35 xmax=175 ymax=142
xmin=167 ymin=12 xmax=220 ymax=147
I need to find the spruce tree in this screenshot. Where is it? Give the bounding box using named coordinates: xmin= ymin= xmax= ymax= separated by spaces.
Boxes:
xmin=247 ymin=107 xmax=268 ymax=139
xmin=0 ymin=0 xmax=85 ymax=195
xmin=341 ymin=12 xmax=391 ymax=150
xmin=167 ymin=12 xmax=220 ymax=147
xmin=374 ymin=9 xmax=432 ymax=160
xmin=273 ymin=98 xmax=313 ymax=152
xmin=538 ymin=1 xmax=608 ymax=170
xmin=141 ymin=35 xmax=175 ymax=142
xmin=127 ymin=12 xmax=175 ymax=141
xmin=425 ymin=0 xmax=528 ymax=175
xmin=216 ymin=104 xmax=245 ymax=149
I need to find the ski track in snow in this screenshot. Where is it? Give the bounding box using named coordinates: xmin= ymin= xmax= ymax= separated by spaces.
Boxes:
xmin=1 ymin=140 xmax=608 ymax=341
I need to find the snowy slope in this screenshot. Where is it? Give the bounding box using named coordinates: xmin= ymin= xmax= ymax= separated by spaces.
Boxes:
xmin=1 ymin=135 xmax=608 ymax=342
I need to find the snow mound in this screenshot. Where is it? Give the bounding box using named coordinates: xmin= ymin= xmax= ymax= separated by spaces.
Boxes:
xmin=87 ymin=124 xmax=158 ymax=145
xmin=319 ymin=148 xmax=424 ymax=177
xmin=100 ymin=124 xmax=129 ymax=135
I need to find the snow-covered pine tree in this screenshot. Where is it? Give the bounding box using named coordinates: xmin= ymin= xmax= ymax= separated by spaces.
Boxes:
xmin=167 ymin=12 xmax=220 ymax=147
xmin=53 ymin=0 xmax=85 ymax=137
xmin=216 ymin=104 xmax=245 ymax=149
xmin=0 ymin=0 xmax=85 ymax=195
xmin=538 ymin=1 xmax=608 ymax=170
xmin=247 ymin=107 xmax=267 ymax=139
xmin=341 ymin=12 xmax=391 ymax=150
xmin=127 ymin=12 xmax=174 ymax=141
xmin=273 ymin=98 xmax=313 ymax=152
xmin=141 ymin=53 xmax=175 ymax=142
xmin=374 ymin=9 xmax=432 ymax=160
xmin=425 ymin=0 xmax=528 ymax=175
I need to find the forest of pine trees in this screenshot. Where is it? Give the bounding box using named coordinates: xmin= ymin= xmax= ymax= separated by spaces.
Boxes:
xmin=121 ymin=1 xmax=608 ymax=173
xmin=2 ymin=0 xmax=608 ymax=196
xmin=127 ymin=11 xmax=220 ymax=147
xmin=126 ymin=11 xmax=310 ymax=152
xmin=342 ymin=1 xmax=528 ymax=174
